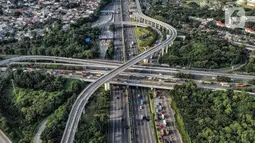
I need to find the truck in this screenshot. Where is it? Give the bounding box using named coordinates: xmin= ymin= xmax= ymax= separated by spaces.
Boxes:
xmin=82 ymin=71 xmax=86 ymax=77
xmin=236 ymin=83 xmax=245 ymax=87
xmin=163 ymin=119 xmax=166 ymax=126
xmin=96 ymin=73 xmax=102 ymax=77
xmin=220 ymin=82 xmax=230 ymax=87
xmin=75 ymin=71 xmax=82 ymax=75
xmin=160 ymin=129 xmax=164 ymax=136
xmin=161 ymin=114 xmax=165 ymax=120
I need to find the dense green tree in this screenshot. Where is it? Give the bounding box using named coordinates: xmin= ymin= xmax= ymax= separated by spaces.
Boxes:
xmin=171 ymin=82 xmax=255 ymax=143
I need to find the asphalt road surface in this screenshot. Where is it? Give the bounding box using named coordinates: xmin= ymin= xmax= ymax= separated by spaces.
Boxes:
xmin=109 ymin=85 xmax=129 ymax=143
xmin=129 ymin=87 xmax=155 ymax=143
xmin=122 ymin=0 xmax=139 ymax=60
xmin=113 ymin=0 xmax=124 ymax=61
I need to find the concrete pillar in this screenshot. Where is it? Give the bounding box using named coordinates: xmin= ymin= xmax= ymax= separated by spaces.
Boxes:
xmin=143 ymin=58 xmax=149 ymax=64
xmin=161 ymin=48 xmax=164 ymax=56
xmin=165 ymin=46 xmax=168 ymax=54
xmin=105 ymin=83 xmax=110 ymax=91
xmin=107 ymin=83 xmax=110 ymax=90
xmin=158 ymin=24 xmax=161 ymax=30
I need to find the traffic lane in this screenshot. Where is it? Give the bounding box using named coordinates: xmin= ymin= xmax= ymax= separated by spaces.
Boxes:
xmin=110 ymin=86 xmax=129 ymax=143
xmin=113 ymin=87 xmax=123 ymax=143
xmin=130 ymin=87 xmax=152 ymax=143
xmin=141 ymin=88 xmax=155 ymax=143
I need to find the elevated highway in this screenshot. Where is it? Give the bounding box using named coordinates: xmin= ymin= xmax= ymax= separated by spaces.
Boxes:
xmin=7 ymin=60 xmax=255 ymax=81
xmin=0 ymin=0 xmax=178 ymax=142
xmin=60 ymin=0 xmax=177 ymax=142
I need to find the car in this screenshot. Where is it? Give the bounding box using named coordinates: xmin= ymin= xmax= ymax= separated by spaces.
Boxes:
xmin=116 ymin=96 xmax=120 ymax=99
xmin=146 ymin=116 xmax=150 ymax=121
xmin=125 ymin=125 xmax=129 ymax=129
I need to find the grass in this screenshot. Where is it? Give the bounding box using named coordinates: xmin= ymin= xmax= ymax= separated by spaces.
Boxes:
xmin=147 ymin=94 xmax=161 ymax=143
xmin=169 ymin=95 xmax=191 ymax=143
xmin=134 ymin=27 xmax=157 ymax=53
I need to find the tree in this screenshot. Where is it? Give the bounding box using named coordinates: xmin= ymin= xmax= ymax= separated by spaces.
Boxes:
xmin=109 ymin=24 xmax=115 ymax=32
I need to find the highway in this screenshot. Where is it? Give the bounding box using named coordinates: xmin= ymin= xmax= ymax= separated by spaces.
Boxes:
xmin=122 ymin=0 xmax=139 ymax=60
xmin=8 ymin=61 xmax=255 ymax=81
xmin=0 ymin=0 xmax=177 ymax=141
xmin=129 ymin=87 xmax=155 ymax=143
xmin=113 ymin=0 xmax=124 ymax=61
xmin=110 ymin=85 xmax=128 ymax=143
xmin=36 ymin=0 xmax=178 ymax=141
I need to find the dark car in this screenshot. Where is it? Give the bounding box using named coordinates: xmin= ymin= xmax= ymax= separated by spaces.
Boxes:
xmin=146 ymin=116 xmax=150 ymax=121
xmin=125 ymin=125 xmax=129 ymax=129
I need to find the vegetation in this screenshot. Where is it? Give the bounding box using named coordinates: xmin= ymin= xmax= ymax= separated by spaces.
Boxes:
xmin=134 ymin=27 xmax=158 ymax=51
xmin=175 ymin=73 xmax=195 ymax=79
xmin=170 ymin=96 xmax=191 ymax=143
xmin=105 ymin=41 xmax=114 ymax=59
xmin=0 ymin=70 xmax=86 ymax=142
xmin=159 ymin=30 xmax=247 ymax=69
xmin=41 ymin=86 xmax=109 ymax=143
xmin=109 ymin=23 xmax=115 ymax=32
xmin=244 ymin=58 xmax=255 ymax=73
xmin=171 ymin=82 xmax=255 ymax=142
xmin=248 ymin=78 xmax=255 ymax=85
xmin=10 ymin=64 xmax=84 ymax=71
xmin=216 ymin=76 xmax=232 ymax=82
xmin=144 ymin=3 xmax=224 ymax=29
xmin=74 ymin=88 xmax=110 ymax=143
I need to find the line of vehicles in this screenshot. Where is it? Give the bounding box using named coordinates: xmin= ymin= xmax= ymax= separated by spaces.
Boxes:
xmin=198 ymin=80 xmax=250 ymax=88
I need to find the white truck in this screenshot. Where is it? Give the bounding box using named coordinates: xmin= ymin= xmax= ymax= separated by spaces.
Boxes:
xmin=220 ymin=82 xmax=230 ymax=87
xmin=163 ymin=119 xmax=166 ymax=126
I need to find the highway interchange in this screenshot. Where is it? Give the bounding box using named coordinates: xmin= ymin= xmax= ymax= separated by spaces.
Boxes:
xmin=1 ymin=0 xmax=255 ymax=142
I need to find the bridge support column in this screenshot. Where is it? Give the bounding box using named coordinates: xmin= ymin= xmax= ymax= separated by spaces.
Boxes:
xmin=165 ymin=46 xmax=168 ymax=54
xmin=104 ymin=82 xmax=110 ymax=91
xmin=143 ymin=58 xmax=149 ymax=64
xmin=158 ymin=24 xmax=161 ymax=30
xmin=161 ymin=47 xmax=165 ymax=56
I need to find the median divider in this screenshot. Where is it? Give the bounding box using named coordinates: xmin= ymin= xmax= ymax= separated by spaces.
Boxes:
xmin=147 ymin=93 xmax=161 ymax=143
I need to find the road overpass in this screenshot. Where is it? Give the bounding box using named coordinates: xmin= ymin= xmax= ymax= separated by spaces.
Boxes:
xmin=7 ymin=60 xmax=255 ymax=81
xmin=60 ymin=0 xmax=177 ymax=141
